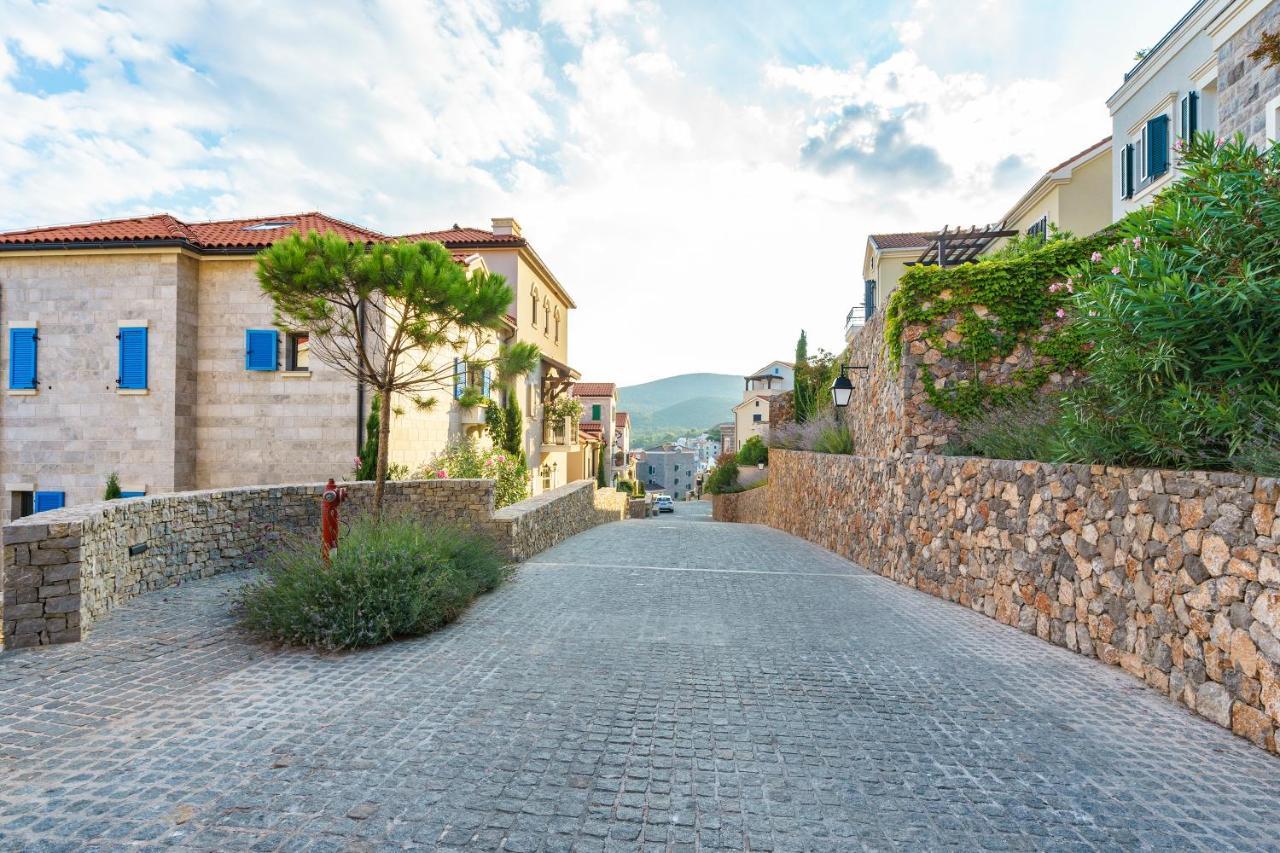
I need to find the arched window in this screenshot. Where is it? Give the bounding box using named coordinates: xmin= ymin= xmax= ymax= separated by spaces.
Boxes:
xmin=530 ymin=286 xmax=539 ymax=326
xmin=554 ymin=307 xmax=561 ymax=343
xmin=543 ymin=298 xmax=551 ymax=334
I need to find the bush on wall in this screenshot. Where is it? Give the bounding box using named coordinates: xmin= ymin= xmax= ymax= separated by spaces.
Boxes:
xmin=1056 ymin=134 xmax=1280 ymax=472
xmin=884 ymin=233 xmax=1108 ymax=419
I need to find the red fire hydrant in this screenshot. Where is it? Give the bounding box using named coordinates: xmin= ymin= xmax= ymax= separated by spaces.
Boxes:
xmin=321 ymin=478 xmax=347 ymax=562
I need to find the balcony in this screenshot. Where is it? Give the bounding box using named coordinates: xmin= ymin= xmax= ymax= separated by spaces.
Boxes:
xmin=844 ymin=303 xmax=867 ymax=341
xmin=541 ymin=416 xmax=579 ymax=451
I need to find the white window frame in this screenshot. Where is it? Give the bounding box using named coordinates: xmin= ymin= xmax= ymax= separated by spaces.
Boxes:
xmin=1137 ymin=126 xmax=1148 ymax=182
xmin=1267 ymin=94 xmax=1280 ymax=143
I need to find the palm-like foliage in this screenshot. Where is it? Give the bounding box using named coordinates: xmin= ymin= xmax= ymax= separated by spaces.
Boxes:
xmin=1058 ymin=135 xmax=1280 ymax=471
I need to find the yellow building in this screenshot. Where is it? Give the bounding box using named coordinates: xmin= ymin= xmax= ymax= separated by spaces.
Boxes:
xmin=857 ymin=232 xmax=936 ymax=332
xmin=986 ymin=137 xmax=1113 ymax=254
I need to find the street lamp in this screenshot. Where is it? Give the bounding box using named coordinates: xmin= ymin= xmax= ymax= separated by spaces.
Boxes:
xmin=830 ymin=364 xmax=869 ymax=409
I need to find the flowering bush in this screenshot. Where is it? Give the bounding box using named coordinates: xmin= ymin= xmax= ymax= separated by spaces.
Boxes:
xmin=1056 ymin=134 xmax=1280 ymax=472
xmin=421 ymin=439 xmax=530 ymax=508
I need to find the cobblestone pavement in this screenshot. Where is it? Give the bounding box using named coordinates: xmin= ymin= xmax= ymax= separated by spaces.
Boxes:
xmin=2 ymin=501 xmax=1279 ymax=851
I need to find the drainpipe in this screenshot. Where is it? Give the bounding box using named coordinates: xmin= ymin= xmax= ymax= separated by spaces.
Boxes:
xmin=355 ymin=300 xmax=367 ymax=458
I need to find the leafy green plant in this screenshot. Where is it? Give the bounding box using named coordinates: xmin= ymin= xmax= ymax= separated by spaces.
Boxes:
xmin=615 ymin=480 xmax=635 ymax=495
xmin=236 ymin=516 xmax=508 ymax=651
xmin=596 ymin=443 xmax=608 ymax=487
xmin=423 ymin=438 xmax=529 ymax=508
xmin=457 ymin=385 xmax=487 ymax=408
xmin=704 ymin=455 xmax=740 ymax=494
xmin=103 ymin=472 xmax=122 ymax=500
xmin=736 ymin=435 xmax=768 ymax=466
xmin=1056 ymin=134 xmax=1280 ymax=471
xmin=769 ymin=414 xmax=855 ymax=455
xmin=812 ymin=423 xmax=856 ymax=455
xmin=942 ymin=399 xmax=1061 ymax=461
xmin=547 ymin=395 xmax=584 ymax=423
xmin=884 ymin=233 xmax=1107 ymax=418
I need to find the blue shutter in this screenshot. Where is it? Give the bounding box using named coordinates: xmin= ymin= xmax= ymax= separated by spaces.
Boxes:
xmin=245 ymin=329 xmax=278 ymax=371
xmin=119 ymin=491 xmax=145 ymax=499
xmin=8 ymin=327 xmax=37 ymax=389
xmin=1147 ymin=115 xmax=1170 ymax=177
xmin=864 ymin=280 xmax=877 ymax=316
xmin=34 ymin=491 xmax=64 ymax=513
xmin=1188 ymin=91 xmax=1199 ymax=138
xmin=482 ymin=368 xmax=491 ymax=399
xmin=453 ymin=358 xmax=464 ymax=399
xmin=118 ymin=327 xmax=148 ymax=389
xmin=1122 ymin=144 xmax=1135 ymax=199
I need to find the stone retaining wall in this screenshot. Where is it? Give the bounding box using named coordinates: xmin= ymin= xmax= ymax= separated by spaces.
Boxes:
xmin=494 ymin=480 xmax=601 ymax=563
xmin=3 ymin=478 xmax=608 ymax=649
xmin=592 ymin=488 xmax=631 ymax=525
xmin=717 ymin=449 xmax=1280 ymax=755
xmin=710 ymin=486 xmax=769 ymax=524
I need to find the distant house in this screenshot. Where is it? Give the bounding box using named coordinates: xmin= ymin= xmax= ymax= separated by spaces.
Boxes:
xmin=640 ymin=443 xmax=698 ymax=499
xmin=572 ymin=382 xmax=621 ymax=483
xmin=718 ymin=422 xmax=737 ymax=456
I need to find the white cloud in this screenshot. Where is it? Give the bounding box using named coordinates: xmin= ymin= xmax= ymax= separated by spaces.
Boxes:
xmin=0 ymin=0 xmax=1180 ymax=386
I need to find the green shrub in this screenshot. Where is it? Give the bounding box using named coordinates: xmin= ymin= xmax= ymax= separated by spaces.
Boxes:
xmin=633 ymin=480 xmax=646 ymax=497
xmin=236 ymin=516 xmax=508 ymax=650
xmin=942 ymin=399 xmax=1061 ymax=461
xmin=768 ymin=415 xmax=855 ymax=455
xmin=615 ymin=480 xmax=635 ymax=495
xmin=423 ymin=438 xmax=529 ymax=508
xmin=1057 ymin=134 xmax=1280 ymax=471
xmin=737 ymin=435 xmax=768 ymax=466
xmin=103 ymin=472 xmax=122 ymax=500
xmin=704 ymin=456 xmax=740 ymax=494
xmin=812 ymin=423 xmax=856 ymax=455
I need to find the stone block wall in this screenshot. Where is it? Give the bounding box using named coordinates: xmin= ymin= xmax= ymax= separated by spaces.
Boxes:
xmin=710 ymin=486 xmax=769 ymax=524
xmin=837 ymin=313 xmax=908 ymax=458
xmin=4 ymin=477 xmax=615 ymax=649
xmin=493 ymin=480 xmax=601 ymax=563
xmin=1217 ymin=1 xmax=1280 ymax=147
xmin=592 ymin=487 xmax=630 ymax=525
xmin=724 ymin=449 xmax=1280 ymax=755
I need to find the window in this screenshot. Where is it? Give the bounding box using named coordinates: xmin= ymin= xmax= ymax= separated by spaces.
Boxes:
xmin=1179 ymin=91 xmax=1199 ymax=140
xmin=531 ymin=287 xmax=539 ymax=326
xmin=453 ymin=358 xmax=465 ymax=399
xmin=591 ymin=404 xmax=601 ymax=421
xmin=1137 ymin=125 xmax=1148 ymax=182
xmin=8 ymin=325 xmax=37 ymax=390
xmin=286 ymin=332 xmax=310 ymax=371
xmin=1026 ymin=216 xmax=1048 ymax=240
xmin=554 ymin=308 xmax=561 ymax=343
xmin=34 ymin=491 xmax=64 ymax=513
xmin=543 ymin=298 xmax=551 ymax=334
xmin=245 ymin=329 xmax=278 ymax=371
xmin=1121 ymin=143 xmax=1135 ymax=199
xmin=117 ymin=327 xmax=148 ymax=390
xmin=10 ymin=491 xmax=33 ymax=519
xmin=753 ymin=413 xmax=762 ymax=422
xmin=1146 ymin=114 xmax=1170 ymax=179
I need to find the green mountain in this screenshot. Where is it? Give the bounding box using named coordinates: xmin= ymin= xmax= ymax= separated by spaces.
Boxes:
xmin=619 ymin=373 xmax=741 ymax=445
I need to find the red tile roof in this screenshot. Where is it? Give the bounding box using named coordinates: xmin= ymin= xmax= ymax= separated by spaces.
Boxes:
xmin=615 ymin=412 xmax=630 ymax=427
xmin=868 ymin=231 xmax=936 ymax=250
xmin=401 ymin=225 xmax=524 ymax=246
xmin=571 ymin=382 xmax=617 ymax=398
xmin=579 ymin=422 xmax=604 ymax=436
xmin=0 ymin=212 xmax=393 ymax=252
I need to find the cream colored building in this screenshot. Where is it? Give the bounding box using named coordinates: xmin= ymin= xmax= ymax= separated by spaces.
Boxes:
xmin=0 ymin=212 xmax=551 ymax=522
xmin=856 ymin=232 xmax=936 ymax=335
xmin=986 ymin=138 xmax=1113 ymax=253
xmin=729 ymin=361 xmax=793 ymax=448
xmin=407 ymin=219 xmax=579 ymax=494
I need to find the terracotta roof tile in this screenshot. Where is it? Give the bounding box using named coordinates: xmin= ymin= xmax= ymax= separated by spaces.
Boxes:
xmin=401 ymin=225 xmax=524 ymax=245
xmin=869 ymin=231 xmax=937 ymax=250
xmin=615 ymin=412 xmax=630 ymax=426
xmin=571 ymin=382 xmax=617 ymax=397
xmin=579 ymin=422 xmax=604 ymax=436
xmin=0 ymin=211 xmax=390 ymax=251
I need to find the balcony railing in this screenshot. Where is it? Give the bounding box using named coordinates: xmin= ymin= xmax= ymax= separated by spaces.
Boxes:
xmin=845 ymin=303 xmax=867 ymax=339
xmin=541 ymin=416 xmax=579 ymax=450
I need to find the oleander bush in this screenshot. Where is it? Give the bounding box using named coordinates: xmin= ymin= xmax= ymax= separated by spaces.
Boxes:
xmin=1056 ymin=134 xmax=1280 ymax=472
xmin=736 ymin=435 xmax=769 ymax=466
xmin=704 ymin=455 xmax=740 ymax=495
xmin=422 ymin=438 xmax=529 ymax=508
xmin=236 ymin=516 xmax=508 ymax=651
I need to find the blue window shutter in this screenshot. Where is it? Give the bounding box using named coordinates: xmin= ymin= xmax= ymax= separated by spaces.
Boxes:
xmin=1189 ymin=91 xmax=1199 ymax=137
xmin=245 ymin=329 xmax=278 ymax=371
xmin=8 ymin=327 xmax=37 ymax=389
xmin=453 ymin=358 xmax=464 ymax=399
xmin=34 ymin=491 xmax=65 ymax=513
xmin=1147 ymin=115 xmax=1170 ymax=177
xmin=864 ymin=280 xmax=876 ymax=316
xmin=118 ymin=327 xmax=148 ymax=390
xmin=482 ymin=368 xmax=491 ymax=398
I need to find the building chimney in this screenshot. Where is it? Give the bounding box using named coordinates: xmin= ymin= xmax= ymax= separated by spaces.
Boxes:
xmin=491 ymin=217 xmax=522 ymax=237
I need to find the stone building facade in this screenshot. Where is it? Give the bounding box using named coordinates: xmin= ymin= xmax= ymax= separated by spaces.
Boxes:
xmin=0 ymin=213 xmax=574 ymax=522
xmin=1214 ymin=0 xmax=1280 ymax=144
xmin=637 ymin=444 xmax=698 ymax=499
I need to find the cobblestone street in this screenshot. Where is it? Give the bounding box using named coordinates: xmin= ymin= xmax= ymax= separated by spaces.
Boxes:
xmin=2 ymin=503 xmax=1279 ymax=851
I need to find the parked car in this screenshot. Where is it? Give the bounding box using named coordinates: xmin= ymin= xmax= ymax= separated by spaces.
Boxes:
xmin=655 ymin=495 xmax=674 ymax=513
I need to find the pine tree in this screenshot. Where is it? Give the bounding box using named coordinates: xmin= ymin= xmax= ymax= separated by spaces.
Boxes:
xmin=104 ymin=472 xmax=122 ymax=500
xmin=356 ymin=397 xmax=382 ymax=481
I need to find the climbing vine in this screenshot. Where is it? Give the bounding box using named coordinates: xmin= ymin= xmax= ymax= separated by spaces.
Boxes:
xmin=883 ymin=235 xmax=1108 ymax=419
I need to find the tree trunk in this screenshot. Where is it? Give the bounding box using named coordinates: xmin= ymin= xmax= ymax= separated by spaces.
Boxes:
xmin=373 ymin=385 xmax=393 ymax=516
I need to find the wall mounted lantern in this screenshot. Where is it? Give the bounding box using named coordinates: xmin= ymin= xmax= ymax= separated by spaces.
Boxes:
xmin=830 ymin=364 xmax=869 ymax=409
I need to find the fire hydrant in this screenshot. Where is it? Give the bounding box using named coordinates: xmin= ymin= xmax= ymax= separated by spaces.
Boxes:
xmin=321 ymin=478 xmax=348 ymax=562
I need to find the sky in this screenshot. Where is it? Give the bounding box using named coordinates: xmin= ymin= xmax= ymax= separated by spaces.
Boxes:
xmin=0 ymin=0 xmax=1190 ymax=386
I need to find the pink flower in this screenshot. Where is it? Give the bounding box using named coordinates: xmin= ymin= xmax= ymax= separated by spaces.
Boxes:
xmin=1111 ymin=266 xmax=1121 ymax=275
xmin=435 ymin=469 xmax=448 ymax=479
xmin=496 ymin=455 xmax=506 ymax=463
xmin=1217 ymin=136 xmax=1225 ymax=146
xmin=1055 ymin=308 xmax=1066 ymax=319
xmin=1090 ymin=251 xmax=1103 ymax=263
xmin=1065 ymin=282 xmax=1074 ymax=293
xmin=1048 ymin=283 xmax=1060 ymax=293
xmin=1131 ymin=237 xmax=1141 ymax=249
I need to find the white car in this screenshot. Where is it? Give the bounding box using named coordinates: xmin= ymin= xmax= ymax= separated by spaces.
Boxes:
xmin=655 ymin=495 xmax=674 ymax=513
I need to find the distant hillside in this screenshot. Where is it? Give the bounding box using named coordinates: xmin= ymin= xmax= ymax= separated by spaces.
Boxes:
xmin=619 ymin=373 xmax=741 ymax=444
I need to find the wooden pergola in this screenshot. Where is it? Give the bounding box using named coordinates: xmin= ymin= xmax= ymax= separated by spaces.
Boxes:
xmin=912 ymin=224 xmax=1018 ymax=268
